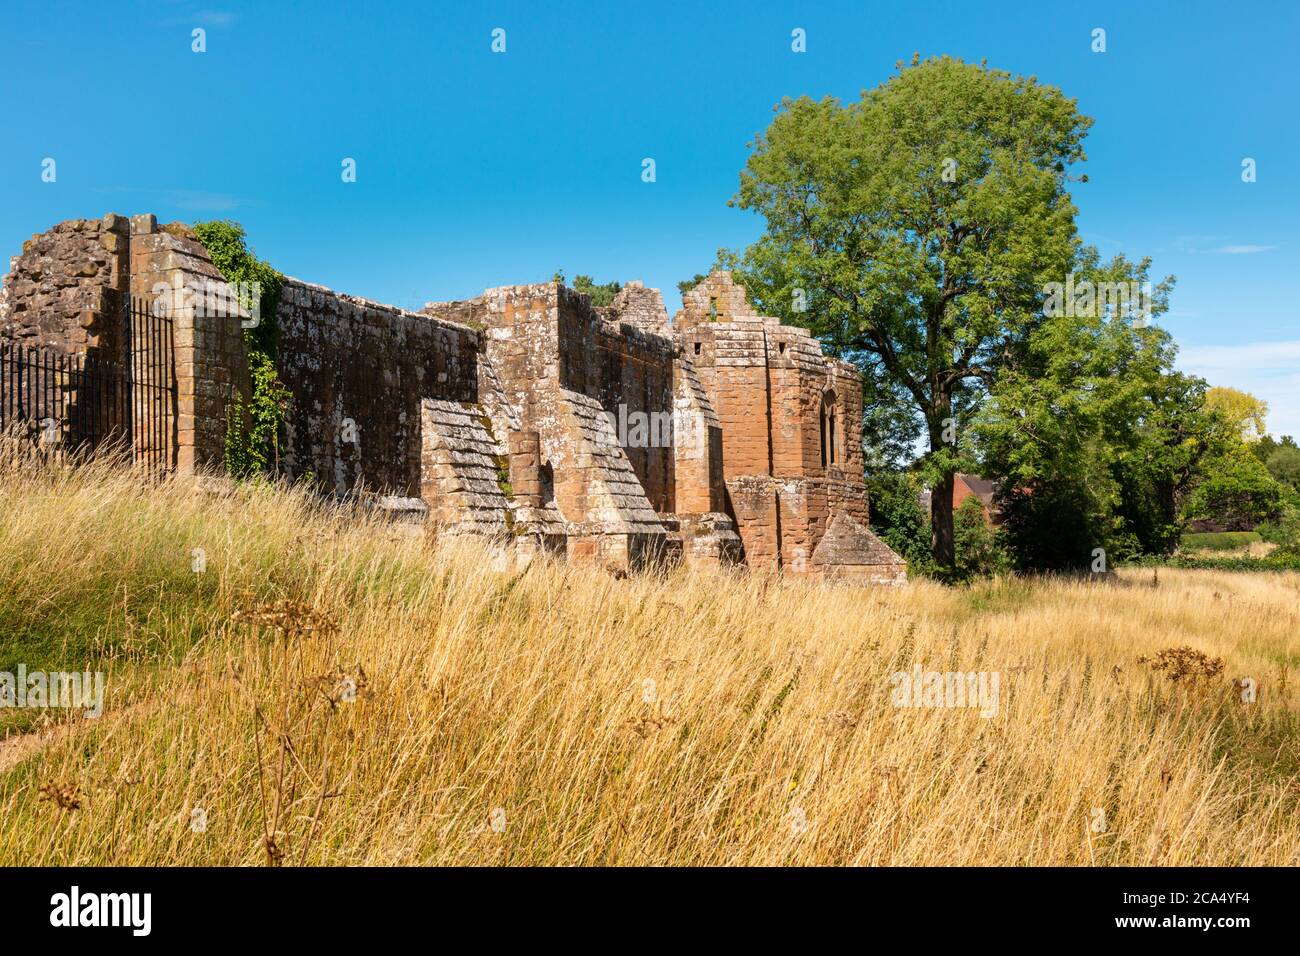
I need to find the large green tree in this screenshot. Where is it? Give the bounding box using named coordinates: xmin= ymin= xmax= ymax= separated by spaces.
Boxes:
xmin=972 ymin=250 xmax=1216 ymax=568
xmin=728 ymin=55 xmax=1096 ymax=568
xmin=1205 ymin=386 xmax=1269 ymax=444
xmin=1185 ymin=449 xmax=1288 ymax=531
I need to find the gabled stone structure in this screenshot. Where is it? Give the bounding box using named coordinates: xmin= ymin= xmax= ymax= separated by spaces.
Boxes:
xmin=668 ymin=272 xmax=880 ymax=576
xmin=2 ymin=215 xmax=905 ymax=583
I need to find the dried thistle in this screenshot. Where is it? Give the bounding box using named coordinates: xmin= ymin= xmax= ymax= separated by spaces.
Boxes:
xmin=877 ymin=765 xmax=901 ymax=795
xmin=1137 ymin=646 xmax=1225 ymax=685
xmin=263 ymin=833 xmax=285 ymax=866
xmin=232 ymin=599 xmax=339 ymax=640
xmin=626 ymin=714 xmax=670 ymax=738
xmin=38 ymin=781 xmax=82 ymax=810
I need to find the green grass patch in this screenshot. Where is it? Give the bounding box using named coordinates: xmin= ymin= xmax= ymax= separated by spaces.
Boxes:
xmin=1181 ymin=531 xmax=1261 ymax=551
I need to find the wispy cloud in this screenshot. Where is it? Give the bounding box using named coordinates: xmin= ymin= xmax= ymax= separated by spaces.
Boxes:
xmin=1159 ymin=309 xmax=1202 ymax=322
xmin=194 ymin=9 xmax=237 ymax=27
xmin=1181 ymin=340 xmax=1300 ymax=371
xmin=1168 ymin=236 xmax=1278 ymax=256
xmin=1179 ymin=339 xmax=1300 ymax=437
xmin=169 ymin=190 xmax=245 ymax=212
xmin=1212 ymin=244 xmax=1276 ymax=255
xmin=1080 ymin=231 xmax=1128 ymax=248
xmin=1169 ymin=234 xmax=1227 ymax=254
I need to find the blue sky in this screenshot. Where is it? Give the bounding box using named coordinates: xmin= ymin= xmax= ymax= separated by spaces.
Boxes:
xmin=2 ymin=0 xmax=1297 ymax=435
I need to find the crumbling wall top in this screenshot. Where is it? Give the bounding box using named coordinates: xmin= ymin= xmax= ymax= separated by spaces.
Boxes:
xmin=675 ymin=270 xmax=770 ymax=329
xmin=600 ymin=280 xmax=669 ymax=333
xmin=284 ymin=277 xmax=482 ymax=341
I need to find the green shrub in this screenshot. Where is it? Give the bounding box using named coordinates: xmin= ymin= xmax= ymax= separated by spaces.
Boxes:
xmin=952 ymin=495 xmax=1012 ymax=581
xmin=1256 ymin=508 xmax=1300 ymax=556
xmin=1129 ymin=552 xmax=1300 ymax=572
xmin=866 ymin=471 xmax=936 ymax=576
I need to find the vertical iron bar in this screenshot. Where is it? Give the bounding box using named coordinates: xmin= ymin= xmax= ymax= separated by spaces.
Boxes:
xmin=150 ymin=301 xmax=156 ymax=475
xmin=150 ymin=302 xmax=156 ymax=474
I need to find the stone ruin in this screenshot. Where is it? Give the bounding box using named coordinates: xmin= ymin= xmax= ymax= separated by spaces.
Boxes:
xmin=1 ymin=213 xmax=905 ymax=583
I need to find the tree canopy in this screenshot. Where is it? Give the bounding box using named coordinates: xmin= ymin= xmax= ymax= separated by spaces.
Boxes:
xmin=727 ymin=54 xmax=1165 ymax=569
xmin=1206 ymin=386 xmax=1270 ymax=444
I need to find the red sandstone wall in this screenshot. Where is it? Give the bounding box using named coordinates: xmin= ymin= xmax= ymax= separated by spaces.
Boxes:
xmin=556 ymin=289 xmax=675 ymax=513
xmin=278 ymin=278 xmax=480 ymax=497
xmin=673 ymin=271 xmax=888 ymax=574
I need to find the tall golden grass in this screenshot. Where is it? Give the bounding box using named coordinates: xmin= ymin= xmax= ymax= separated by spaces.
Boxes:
xmin=1 ymin=459 xmax=1297 ymax=865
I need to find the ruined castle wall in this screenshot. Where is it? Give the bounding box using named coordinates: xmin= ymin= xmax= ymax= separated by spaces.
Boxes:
xmin=4 ymin=222 xmax=900 ymax=581
xmin=448 ymin=285 xmax=557 ymax=433
xmin=419 ymin=398 xmax=512 ymax=535
xmin=765 ymin=327 xmax=862 ymax=483
xmin=830 ymin=359 xmax=865 ymax=475
xmin=598 ymin=280 xmax=669 ymax=333
xmin=128 ymin=216 xmax=242 ymax=475
xmin=671 ymin=271 xmax=899 ymax=576
xmin=558 ymin=292 xmax=676 ymax=514
xmin=277 ymin=278 xmax=479 ymax=497
xmin=680 ymin=320 xmax=775 ymax=480
xmin=767 ymin=327 xmax=825 ymax=480
xmin=672 ymin=355 xmax=725 ymax=515
xmin=0 ymin=214 xmax=242 ymax=475
xmin=455 ymin=284 xmax=673 ymax=568
xmin=776 ymin=477 xmax=830 ymax=573
xmin=811 ymin=512 xmax=908 ymax=585
xmin=725 ymin=475 xmax=781 ymax=569
xmin=0 ymin=215 xmax=131 ymax=358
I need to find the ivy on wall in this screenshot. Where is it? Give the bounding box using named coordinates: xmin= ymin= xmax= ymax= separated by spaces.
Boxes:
xmin=191 ymin=220 xmax=291 ymax=478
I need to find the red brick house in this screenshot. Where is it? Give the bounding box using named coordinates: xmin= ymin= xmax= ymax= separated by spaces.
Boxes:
xmin=920 ymin=474 xmax=1000 ymax=525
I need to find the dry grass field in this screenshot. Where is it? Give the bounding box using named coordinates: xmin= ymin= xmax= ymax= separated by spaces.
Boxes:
xmin=1 ymin=461 xmax=1297 ymax=866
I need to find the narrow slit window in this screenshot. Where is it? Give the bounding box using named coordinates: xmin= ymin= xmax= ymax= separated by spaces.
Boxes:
xmin=820 ymin=391 xmax=838 ymax=468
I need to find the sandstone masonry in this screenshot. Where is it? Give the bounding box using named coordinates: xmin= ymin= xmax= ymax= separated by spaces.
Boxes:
xmin=2 ymin=215 xmax=905 ymax=583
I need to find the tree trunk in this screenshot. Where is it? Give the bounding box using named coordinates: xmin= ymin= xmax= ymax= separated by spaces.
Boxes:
xmin=931 ymin=469 xmax=956 ymax=569
xmin=927 ymin=402 xmax=956 ymax=570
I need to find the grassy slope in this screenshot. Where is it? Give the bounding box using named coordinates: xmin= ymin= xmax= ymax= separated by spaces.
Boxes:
xmin=1 ymin=461 xmax=1298 ymax=865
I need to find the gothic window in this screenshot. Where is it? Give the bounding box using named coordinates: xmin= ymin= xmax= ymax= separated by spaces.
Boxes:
xmin=820 ymin=391 xmax=838 ymax=469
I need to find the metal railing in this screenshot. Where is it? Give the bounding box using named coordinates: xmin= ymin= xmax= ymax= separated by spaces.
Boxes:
xmin=0 ymin=297 xmax=175 ymax=474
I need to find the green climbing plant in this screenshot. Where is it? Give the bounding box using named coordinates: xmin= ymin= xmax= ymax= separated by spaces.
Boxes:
xmin=224 ymin=353 xmax=292 ymax=478
xmin=192 ymin=220 xmax=290 ymax=478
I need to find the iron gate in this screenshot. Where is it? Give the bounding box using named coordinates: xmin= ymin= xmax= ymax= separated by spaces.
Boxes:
xmin=0 ymin=296 xmax=176 ymax=474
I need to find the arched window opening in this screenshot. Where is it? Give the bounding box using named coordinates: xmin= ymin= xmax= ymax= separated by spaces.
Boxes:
xmin=820 ymin=391 xmax=838 ymax=469
xmin=539 ymin=461 xmax=556 ymax=506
